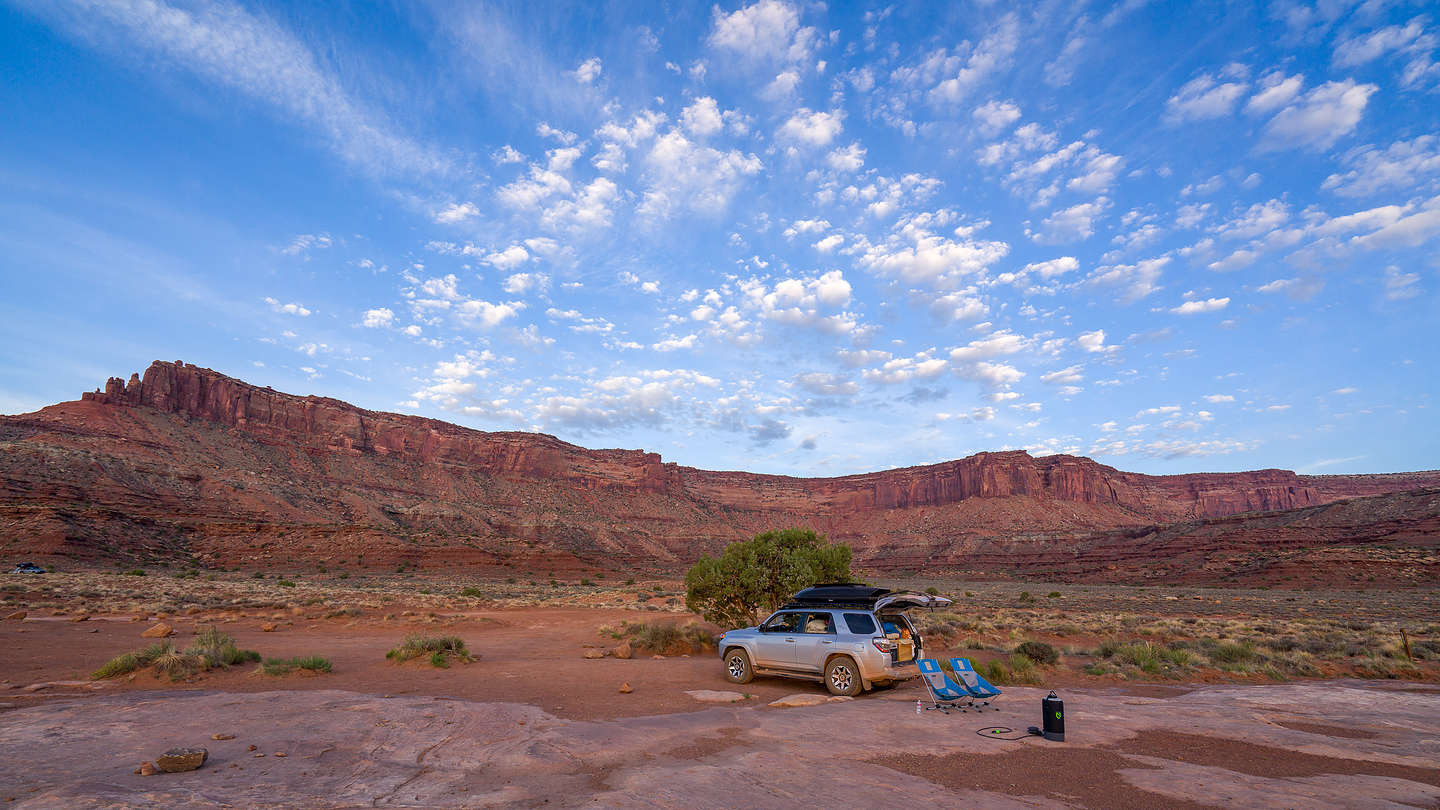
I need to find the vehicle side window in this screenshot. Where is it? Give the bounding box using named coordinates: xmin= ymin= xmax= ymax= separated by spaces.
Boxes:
xmin=761 ymin=612 xmax=803 ymax=633
xmin=843 ymin=613 xmax=877 ymax=635
xmin=802 ymin=612 xmax=835 ymax=634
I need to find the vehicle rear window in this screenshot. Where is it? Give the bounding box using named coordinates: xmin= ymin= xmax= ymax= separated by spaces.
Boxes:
xmin=843 ymin=613 xmax=877 ymax=635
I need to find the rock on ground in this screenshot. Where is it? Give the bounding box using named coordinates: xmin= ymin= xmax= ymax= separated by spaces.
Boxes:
xmin=683 ymin=690 xmax=747 ymax=704
xmin=155 ymin=747 xmax=207 ymax=773
xmin=768 ymin=693 xmax=829 ymax=708
xmin=140 ymin=622 xmax=173 ymax=638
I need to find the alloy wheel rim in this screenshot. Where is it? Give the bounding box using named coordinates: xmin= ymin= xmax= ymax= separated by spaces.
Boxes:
xmin=727 ymin=656 xmax=746 ymax=678
xmin=831 ymin=665 xmax=852 ymax=691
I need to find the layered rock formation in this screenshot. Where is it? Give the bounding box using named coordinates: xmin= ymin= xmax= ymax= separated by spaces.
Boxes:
xmin=2 ymin=360 xmax=1436 ymax=586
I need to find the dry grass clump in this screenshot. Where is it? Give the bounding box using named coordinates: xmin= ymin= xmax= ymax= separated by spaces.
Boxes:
xmin=260 ymin=655 xmax=333 ymax=676
xmin=617 ymin=620 xmax=715 ymax=655
xmin=979 ymin=653 xmax=1044 ymax=685
xmin=386 ymin=634 xmax=472 ymax=667
xmin=91 ymin=627 xmax=259 ymax=681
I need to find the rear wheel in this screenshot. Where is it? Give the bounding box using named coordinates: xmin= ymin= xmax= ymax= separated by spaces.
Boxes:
xmin=723 ymin=648 xmax=754 ymax=684
xmin=825 ymin=656 xmax=862 ymax=696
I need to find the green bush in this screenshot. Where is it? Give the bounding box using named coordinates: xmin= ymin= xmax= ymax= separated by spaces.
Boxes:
xmin=684 ymin=528 xmax=852 ymax=628
xmin=982 ymin=654 xmax=1043 ymax=685
xmin=1018 ymin=591 xmax=1035 ymax=603
xmin=188 ymin=627 xmax=260 ymax=668
xmin=261 ymin=656 xmax=332 ymax=676
xmin=277 ymin=579 xmax=296 ymax=588
xmin=123 ymin=569 xmax=145 ymax=577
xmin=925 ymin=586 xmax=939 ymax=596
xmin=459 ymin=586 xmax=483 ymax=598
xmin=386 ymin=634 xmax=472 ymax=666
xmin=1209 ymin=640 xmax=1257 ymax=665
xmin=1014 ymin=640 xmax=1059 ymax=666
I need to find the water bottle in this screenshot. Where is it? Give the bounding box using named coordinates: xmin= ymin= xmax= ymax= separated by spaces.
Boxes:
xmin=915 ymin=699 xmax=922 ymax=715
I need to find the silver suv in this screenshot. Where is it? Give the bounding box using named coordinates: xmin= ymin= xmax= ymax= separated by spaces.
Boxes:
xmin=716 ymin=585 xmax=951 ymax=696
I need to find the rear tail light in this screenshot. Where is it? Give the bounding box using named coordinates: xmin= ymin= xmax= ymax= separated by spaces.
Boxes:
xmin=872 ymin=638 xmax=896 ymax=653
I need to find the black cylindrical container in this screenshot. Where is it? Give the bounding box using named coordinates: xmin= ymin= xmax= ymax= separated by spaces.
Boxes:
xmin=1042 ymin=691 xmax=1065 ymax=741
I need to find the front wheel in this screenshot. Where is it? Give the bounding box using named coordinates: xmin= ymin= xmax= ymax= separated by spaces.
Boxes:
xmin=723 ymin=648 xmax=754 ymax=684
xmin=825 ymin=656 xmax=862 ymax=696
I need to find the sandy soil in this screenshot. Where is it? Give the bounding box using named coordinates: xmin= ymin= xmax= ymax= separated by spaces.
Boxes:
xmin=2 ymin=606 xmax=1439 ymax=808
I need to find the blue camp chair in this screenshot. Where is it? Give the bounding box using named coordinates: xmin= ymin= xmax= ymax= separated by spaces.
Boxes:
xmin=918 ymin=658 xmax=974 ymax=714
xmin=949 ymin=657 xmax=1002 ymax=709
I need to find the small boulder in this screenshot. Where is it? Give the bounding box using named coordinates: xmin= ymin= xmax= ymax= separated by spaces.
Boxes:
xmin=618 ymin=682 xmax=633 ymax=694
xmin=141 ymin=622 xmax=173 ymax=638
xmin=4 ymin=611 xmax=25 ymax=621
xmin=260 ymin=623 xmax=277 ymax=632
xmin=136 ymin=762 xmax=157 ymax=776
xmin=69 ymin=615 xmax=90 ymax=623
xmin=582 ymin=649 xmax=606 ymax=659
xmin=156 ymin=747 xmax=208 ymax=773
xmin=768 ymin=693 xmax=829 ymax=708
xmin=684 ymin=690 xmax=747 ymax=704
xmin=651 ymin=655 xmax=665 ymax=660
xmin=612 ymin=641 xmax=633 ymax=659
xmin=210 ymin=733 xmax=235 ymax=741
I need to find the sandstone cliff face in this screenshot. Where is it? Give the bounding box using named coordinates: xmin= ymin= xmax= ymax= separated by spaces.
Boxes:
xmin=77 ymin=361 xmax=1422 ymax=520
xmin=1 ymin=359 xmax=1430 ymax=586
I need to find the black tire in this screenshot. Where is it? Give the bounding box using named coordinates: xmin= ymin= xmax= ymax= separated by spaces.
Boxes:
xmin=824 ymin=656 xmax=862 ymax=696
xmin=723 ymin=648 xmax=754 ymax=684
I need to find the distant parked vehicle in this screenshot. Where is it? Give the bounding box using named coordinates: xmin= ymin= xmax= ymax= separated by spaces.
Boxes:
xmin=9 ymin=562 xmax=45 ymax=574
xmin=716 ymin=584 xmax=951 ymax=696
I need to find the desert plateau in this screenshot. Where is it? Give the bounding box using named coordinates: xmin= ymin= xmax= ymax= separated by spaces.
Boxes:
xmin=1 ymin=365 xmax=1438 ymax=808
xmin=6 ymin=0 xmax=1440 ymax=806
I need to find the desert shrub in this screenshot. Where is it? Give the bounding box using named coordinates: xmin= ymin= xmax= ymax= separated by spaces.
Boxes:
xmin=459 ymin=586 xmax=483 ymax=598
xmin=925 ymin=587 xmax=939 ymax=596
xmin=1014 ymin=640 xmax=1059 ymax=666
xmin=94 ymin=631 xmax=258 ymax=681
xmin=326 ymin=607 xmax=362 ymax=618
xmin=92 ymin=650 xmax=148 ymax=679
xmin=624 ymin=621 xmax=714 ymax=655
xmin=684 ymin=528 xmax=852 ymax=628
xmin=386 ymin=634 xmax=472 ymax=666
xmin=1103 ymin=642 xmax=1194 ymax=677
xmin=123 ymin=569 xmax=145 ymax=577
xmin=1018 ymin=591 xmax=1035 ymax=603
xmin=429 ymin=651 xmax=448 ymax=668
xmin=1265 ymin=649 xmax=1319 ymax=676
xmin=187 ymin=627 xmax=260 ymax=668
xmin=982 ymin=654 xmax=1043 ymax=685
xmin=1209 ymin=640 xmax=1257 ymax=665
xmin=153 ymin=648 xmax=207 ymax=680
xmin=1269 ymin=636 xmax=1302 ymax=652
xmin=1047 ymin=591 xmax=1061 ymax=598
xmin=1354 ymin=656 xmax=1421 ymax=680
xmin=261 ymin=656 xmax=332 ymax=676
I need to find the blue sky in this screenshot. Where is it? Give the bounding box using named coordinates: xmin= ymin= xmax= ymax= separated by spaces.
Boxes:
xmin=1 ymin=0 xmax=1437 ymax=477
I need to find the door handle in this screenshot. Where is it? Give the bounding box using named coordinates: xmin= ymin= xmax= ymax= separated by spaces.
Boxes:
xmin=822 ymin=640 xmax=833 ymax=644
xmin=784 ymin=638 xmax=796 ymax=642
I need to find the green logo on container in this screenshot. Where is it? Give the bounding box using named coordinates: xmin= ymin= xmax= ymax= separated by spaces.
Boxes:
xmin=1055 ymin=711 xmax=1063 ymax=719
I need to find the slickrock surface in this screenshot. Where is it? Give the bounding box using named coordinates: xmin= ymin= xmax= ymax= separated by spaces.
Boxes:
xmin=3 ymin=361 xmax=1437 ymax=585
xmin=0 ymin=684 xmax=1435 ymax=808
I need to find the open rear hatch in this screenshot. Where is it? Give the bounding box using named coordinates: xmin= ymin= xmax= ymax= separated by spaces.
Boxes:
xmin=877 ymin=593 xmax=951 ymax=664
xmin=874 ymin=592 xmax=953 ymax=611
